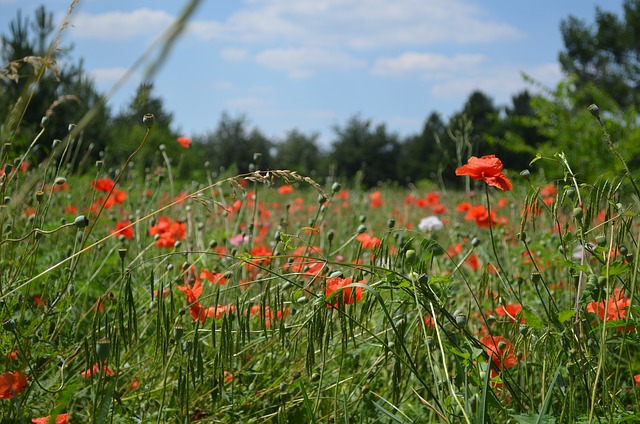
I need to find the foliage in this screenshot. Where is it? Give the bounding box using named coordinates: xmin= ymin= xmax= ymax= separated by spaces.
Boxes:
xmin=559 ymin=0 xmax=640 ymax=110
xmin=0 ymin=6 xmax=111 ymax=163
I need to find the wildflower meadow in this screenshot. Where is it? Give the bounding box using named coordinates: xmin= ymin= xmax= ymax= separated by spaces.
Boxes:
xmin=2 ymin=114 xmax=640 ymax=423
xmin=2 ymin=1 xmax=640 ymax=423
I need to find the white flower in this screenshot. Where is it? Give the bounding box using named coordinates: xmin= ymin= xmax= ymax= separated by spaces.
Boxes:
xmin=418 ymin=216 xmax=443 ymax=232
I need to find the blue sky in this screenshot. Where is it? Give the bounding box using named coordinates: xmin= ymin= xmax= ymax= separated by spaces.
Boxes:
xmin=1 ymin=0 xmax=624 ymax=145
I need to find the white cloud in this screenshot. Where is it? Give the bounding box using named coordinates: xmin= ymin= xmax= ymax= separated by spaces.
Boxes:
xmin=69 ymin=9 xmax=174 ymax=41
xmin=220 ymin=47 xmax=249 ymax=61
xmin=431 ymin=62 xmax=563 ymax=103
xmin=372 ymin=53 xmax=486 ymax=79
xmin=90 ymin=67 xmax=133 ymax=85
xmin=225 ymin=96 xmax=269 ymax=108
xmin=189 ymin=0 xmax=521 ymax=49
xmin=255 ymin=48 xmax=366 ymax=78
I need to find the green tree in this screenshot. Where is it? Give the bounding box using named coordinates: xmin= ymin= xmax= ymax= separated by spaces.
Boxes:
xmin=107 ymin=82 xmax=178 ymax=174
xmin=329 ymin=115 xmax=400 ymax=187
xmin=397 ymin=112 xmax=447 ymax=186
xmin=559 ymin=0 xmax=640 ymax=109
xmin=273 ymin=129 xmax=325 ymax=177
xmin=527 ymin=78 xmax=639 ymax=181
xmin=0 ymin=6 xmax=109 ymax=165
xmin=203 ymin=113 xmax=272 ymax=175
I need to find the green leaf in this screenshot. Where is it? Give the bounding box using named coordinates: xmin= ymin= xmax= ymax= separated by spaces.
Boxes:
xmin=557 ymin=309 xmax=575 ymax=323
xmin=512 ymin=414 xmax=555 ymax=424
xmin=94 ymin=380 xmax=116 ymax=424
xmin=522 ymin=308 xmax=546 ymax=329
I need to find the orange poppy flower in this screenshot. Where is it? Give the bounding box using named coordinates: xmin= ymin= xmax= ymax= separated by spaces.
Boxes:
xmin=91 ymin=178 xmax=115 ymax=192
xmin=176 ymin=136 xmax=192 ymax=148
xmin=277 ymin=185 xmax=294 ymax=194
xmin=356 ymin=233 xmax=381 ymax=249
xmin=326 ymin=277 xmax=365 ymax=307
xmin=0 ymin=370 xmax=27 ymax=398
xmin=495 ymin=304 xmax=524 ymax=323
xmin=587 ymin=288 xmax=634 ymax=331
xmin=81 ymin=364 xmax=114 ymax=378
xmin=455 ymin=155 xmax=512 ymax=191
xmin=479 ymin=335 xmax=518 ymax=371
xmin=111 ymin=220 xmax=134 ymax=239
xmin=369 ymin=191 xmax=383 ymax=208
xmin=32 ymin=413 xmax=70 ymax=424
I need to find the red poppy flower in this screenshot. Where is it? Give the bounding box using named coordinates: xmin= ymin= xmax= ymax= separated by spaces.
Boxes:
xmin=32 ymin=413 xmax=70 ymax=424
xmin=91 ymin=178 xmax=116 ymax=192
xmin=495 ymin=304 xmax=524 ymax=323
xmin=587 ymin=288 xmax=634 ymax=331
xmin=111 ymin=220 xmax=134 ymax=239
xmin=80 ymin=364 xmax=114 ymax=378
xmin=635 ymin=374 xmax=640 ymax=387
xmin=369 ymin=191 xmax=383 ymax=208
xmin=455 ymin=155 xmax=512 ymax=191
xmin=200 ymin=269 xmax=228 ymax=285
xmin=177 ymin=279 xmax=203 ymax=304
xmin=149 ymin=217 xmax=186 ymax=248
xmin=176 ymin=136 xmax=191 ymax=148
xmin=479 ymin=335 xmax=518 ymax=371
xmin=465 ymin=205 xmax=498 ymax=228
xmin=356 ymin=233 xmax=381 ymax=249
xmin=326 ymin=277 xmax=365 ymax=307
xmin=0 ymin=370 xmax=27 ymax=398
xmin=277 ymin=185 xmax=294 ymax=194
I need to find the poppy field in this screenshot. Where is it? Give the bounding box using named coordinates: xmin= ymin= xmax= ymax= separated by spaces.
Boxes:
xmin=1 ymin=115 xmax=640 ymax=423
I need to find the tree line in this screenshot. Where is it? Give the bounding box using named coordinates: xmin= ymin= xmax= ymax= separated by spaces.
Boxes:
xmin=2 ymin=2 xmax=639 ymax=188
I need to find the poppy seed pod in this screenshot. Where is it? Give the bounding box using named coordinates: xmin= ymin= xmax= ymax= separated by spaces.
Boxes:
xmin=96 ymin=338 xmax=111 ymax=362
xmin=142 ymin=113 xmax=155 ymax=128
xmin=3 ymin=318 xmax=17 ymax=332
xmin=74 ymin=215 xmax=89 ymax=229
xmin=588 ymin=104 xmax=600 ymax=119
xmin=331 ymin=182 xmax=341 ymax=193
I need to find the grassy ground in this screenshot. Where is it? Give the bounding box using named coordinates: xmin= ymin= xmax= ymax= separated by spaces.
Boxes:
xmin=1 ymin=127 xmax=639 ymax=423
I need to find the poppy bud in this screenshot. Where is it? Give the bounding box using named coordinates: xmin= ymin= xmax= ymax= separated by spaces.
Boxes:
xmin=405 ymin=249 xmax=416 ymax=264
xmin=520 ymin=169 xmax=530 ymax=179
xmin=587 ymin=104 xmax=600 ymax=119
xmin=327 ymin=230 xmax=334 ymax=242
xmin=387 ymin=218 xmax=395 ymax=229
xmin=455 ymin=313 xmax=467 ymax=327
xmin=40 ymin=116 xmax=49 ymax=128
xmin=573 ymin=207 xmax=583 ymax=220
xmin=331 ymin=182 xmax=341 ymax=193
xmin=356 ymin=225 xmax=366 ymax=234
